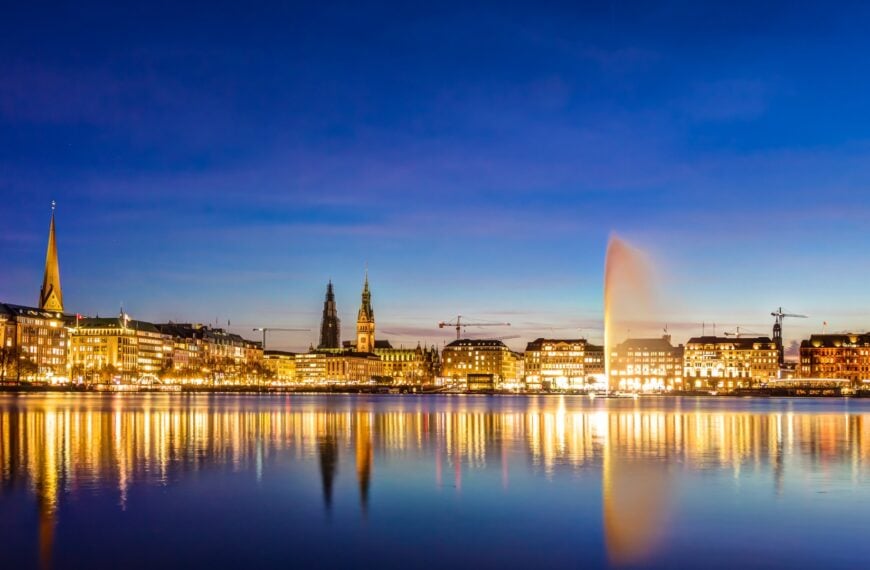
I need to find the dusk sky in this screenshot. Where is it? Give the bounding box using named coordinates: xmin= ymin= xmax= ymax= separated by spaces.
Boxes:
xmin=2 ymin=1 xmax=869 ymax=352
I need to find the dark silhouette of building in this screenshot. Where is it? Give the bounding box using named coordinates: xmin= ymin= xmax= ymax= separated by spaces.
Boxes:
xmin=318 ymin=281 xmax=341 ymax=349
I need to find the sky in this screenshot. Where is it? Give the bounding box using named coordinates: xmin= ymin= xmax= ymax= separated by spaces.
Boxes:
xmin=2 ymin=0 xmax=869 ymax=352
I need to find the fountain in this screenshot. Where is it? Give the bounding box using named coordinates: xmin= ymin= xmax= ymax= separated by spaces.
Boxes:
xmin=603 ymin=234 xmax=655 ymax=391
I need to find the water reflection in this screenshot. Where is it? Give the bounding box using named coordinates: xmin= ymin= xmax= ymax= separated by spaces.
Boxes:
xmin=1 ymin=395 xmax=869 ymax=568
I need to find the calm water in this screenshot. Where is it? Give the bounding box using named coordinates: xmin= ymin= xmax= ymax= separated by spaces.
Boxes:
xmin=1 ymin=394 xmax=870 ymax=569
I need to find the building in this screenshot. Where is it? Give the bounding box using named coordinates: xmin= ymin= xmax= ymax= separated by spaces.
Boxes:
xmin=585 ymin=343 xmax=605 ymax=376
xmin=524 ymin=338 xmax=596 ymax=390
xmin=318 ymin=281 xmax=341 ymax=349
xmin=800 ymin=334 xmax=870 ymax=386
xmin=69 ymin=315 xmax=170 ymax=382
xmin=609 ymin=335 xmax=684 ymax=392
xmin=355 ymin=273 xmax=375 ymax=353
xmin=324 ymin=351 xmax=385 ymax=383
xmin=293 ymin=350 xmax=384 ymax=384
xmin=0 ymin=205 xmax=70 ymax=382
xmin=295 ymin=351 xmax=327 ymax=383
xmin=155 ymin=323 xmax=263 ymax=384
xmin=441 ymin=339 xmax=519 ymax=387
xmin=376 ymin=342 xmax=441 ymax=385
xmin=263 ymin=350 xmax=297 ymax=383
xmin=0 ymin=303 xmax=69 ymax=382
xmin=683 ymin=336 xmax=779 ymax=390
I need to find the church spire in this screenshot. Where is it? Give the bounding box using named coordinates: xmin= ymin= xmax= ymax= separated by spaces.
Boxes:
xmin=39 ymin=201 xmax=63 ymax=312
xmin=318 ymin=280 xmax=341 ymax=349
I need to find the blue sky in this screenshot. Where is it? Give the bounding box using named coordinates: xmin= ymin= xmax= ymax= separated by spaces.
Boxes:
xmin=2 ymin=1 xmax=869 ymax=351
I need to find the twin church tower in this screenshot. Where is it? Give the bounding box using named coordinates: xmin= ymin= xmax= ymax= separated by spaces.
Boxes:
xmin=317 ymin=273 xmax=376 ymax=353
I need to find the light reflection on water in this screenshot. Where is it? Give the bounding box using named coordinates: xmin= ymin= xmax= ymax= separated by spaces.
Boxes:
xmin=1 ymin=394 xmax=869 ymax=569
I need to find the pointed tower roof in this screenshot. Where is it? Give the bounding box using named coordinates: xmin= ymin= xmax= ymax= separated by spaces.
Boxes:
xmin=358 ymin=271 xmax=374 ymax=321
xmin=39 ymin=201 xmax=63 ymax=312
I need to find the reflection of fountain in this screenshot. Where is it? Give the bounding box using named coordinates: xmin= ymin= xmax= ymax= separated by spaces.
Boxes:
xmin=603 ymin=234 xmax=654 ymax=391
xmin=602 ymin=413 xmax=669 ymax=566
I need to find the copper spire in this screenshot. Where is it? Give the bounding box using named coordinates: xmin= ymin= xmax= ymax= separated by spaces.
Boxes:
xmin=39 ymin=201 xmax=63 ymax=312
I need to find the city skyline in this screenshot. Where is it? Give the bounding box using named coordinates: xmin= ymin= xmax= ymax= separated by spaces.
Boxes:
xmin=0 ymin=201 xmax=863 ymax=354
xmin=3 ymin=2 xmax=870 ymax=353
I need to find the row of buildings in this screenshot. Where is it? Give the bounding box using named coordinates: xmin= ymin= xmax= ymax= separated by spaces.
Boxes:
xmin=2 ymin=205 xmax=869 ymax=390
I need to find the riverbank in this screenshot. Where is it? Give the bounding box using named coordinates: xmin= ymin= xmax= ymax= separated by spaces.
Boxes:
xmin=1 ymin=383 xmax=868 ymax=397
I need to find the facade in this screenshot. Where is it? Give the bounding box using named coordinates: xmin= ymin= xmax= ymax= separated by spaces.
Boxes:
xmin=441 ymin=339 xmax=519 ymax=386
xmin=800 ymin=334 xmax=870 ymax=386
xmin=0 ymin=303 xmax=69 ymax=382
xmin=324 ymin=351 xmax=385 ymax=383
xmin=609 ymin=336 xmax=684 ymax=392
xmin=376 ymin=343 xmax=441 ymax=385
xmin=295 ymin=351 xmax=327 ymax=383
xmin=683 ymin=336 xmax=779 ymax=389
xmin=318 ymin=281 xmax=341 ymax=349
xmin=293 ymin=350 xmax=384 ymax=384
xmin=263 ymin=350 xmax=297 ymax=383
xmin=155 ymin=323 xmax=263 ymax=384
xmin=356 ymin=274 xmax=375 ymax=353
xmin=69 ymin=315 xmax=170 ymax=382
xmin=523 ymin=338 xmax=597 ymax=390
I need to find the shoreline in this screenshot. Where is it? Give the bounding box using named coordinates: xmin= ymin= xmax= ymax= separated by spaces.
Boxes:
xmin=0 ymin=384 xmax=866 ymax=398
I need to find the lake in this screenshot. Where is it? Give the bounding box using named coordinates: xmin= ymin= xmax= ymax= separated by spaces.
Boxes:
xmin=1 ymin=394 xmax=869 ymax=569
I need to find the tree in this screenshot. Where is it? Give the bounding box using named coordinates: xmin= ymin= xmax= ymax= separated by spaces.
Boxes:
xmin=99 ymin=363 xmax=119 ymax=384
xmin=0 ymin=346 xmax=21 ymax=382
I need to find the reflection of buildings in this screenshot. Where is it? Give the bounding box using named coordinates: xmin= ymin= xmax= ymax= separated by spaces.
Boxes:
xmin=684 ymin=336 xmax=779 ymax=389
xmin=318 ymin=417 xmax=339 ymax=510
xmin=800 ymin=334 xmax=870 ymax=385
xmin=356 ymin=413 xmax=373 ymax=512
xmin=3 ymin=397 xmax=870 ymax=566
xmin=609 ymin=336 xmax=684 ymax=392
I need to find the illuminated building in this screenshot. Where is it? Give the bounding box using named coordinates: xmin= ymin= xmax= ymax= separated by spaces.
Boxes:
xmin=800 ymin=333 xmax=870 ymax=386
xmin=0 ymin=303 xmax=69 ymax=382
xmin=155 ymin=322 xmax=201 ymax=372
xmin=523 ymin=338 xmax=597 ymax=390
xmin=355 ymin=273 xmax=375 ymax=353
xmin=376 ymin=343 xmax=440 ymax=385
xmin=0 ymin=204 xmax=71 ymax=382
xmin=70 ymin=314 xmax=170 ymax=382
xmin=263 ymin=350 xmax=297 ymax=383
xmin=318 ymin=280 xmax=341 ymax=349
xmin=609 ymin=336 xmax=683 ymax=392
xmin=295 ymin=351 xmax=327 ymax=383
xmin=441 ymin=339 xmax=520 ymax=386
xmin=294 ymin=350 xmax=384 ymax=384
xmin=161 ymin=323 xmax=261 ymax=362
xmin=683 ymin=336 xmax=778 ymax=389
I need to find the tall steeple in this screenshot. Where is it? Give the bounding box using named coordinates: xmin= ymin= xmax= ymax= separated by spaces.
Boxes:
xmin=39 ymin=201 xmax=63 ymax=312
xmin=356 ymin=270 xmax=375 ymax=353
xmin=318 ymin=280 xmax=341 ymax=349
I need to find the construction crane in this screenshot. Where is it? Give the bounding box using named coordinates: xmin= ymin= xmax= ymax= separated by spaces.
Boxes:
xmin=724 ymin=327 xmax=762 ymax=338
xmin=252 ymin=327 xmax=311 ymax=351
xmin=771 ymin=308 xmax=807 ymax=366
xmin=438 ymin=316 xmax=510 ymax=341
